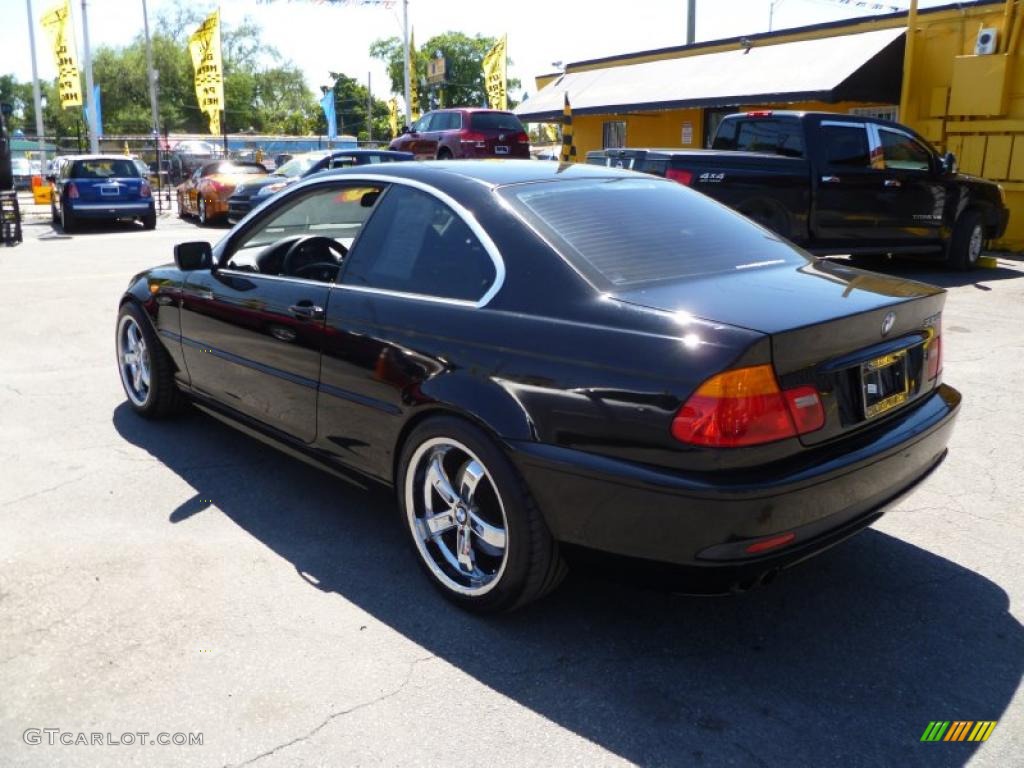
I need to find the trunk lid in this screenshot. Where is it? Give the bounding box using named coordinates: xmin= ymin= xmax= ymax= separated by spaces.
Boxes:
xmin=76 ymin=176 xmax=144 ymax=202
xmin=613 ymin=260 xmax=945 ymax=445
xmin=469 ymin=111 xmax=529 ymax=158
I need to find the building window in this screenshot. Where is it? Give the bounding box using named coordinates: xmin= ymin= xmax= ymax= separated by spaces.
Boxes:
xmin=602 ymin=121 xmax=626 ymax=149
xmin=849 ymin=106 xmax=899 ymax=122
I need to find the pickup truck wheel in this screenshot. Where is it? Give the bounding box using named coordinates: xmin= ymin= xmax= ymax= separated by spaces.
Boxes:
xmin=948 ymin=210 xmax=985 ymax=271
xmin=398 ymin=416 xmax=566 ymax=613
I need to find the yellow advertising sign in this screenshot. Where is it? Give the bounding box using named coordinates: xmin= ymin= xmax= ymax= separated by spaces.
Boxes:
xmin=482 ymin=35 xmax=507 ymax=111
xmin=40 ymin=0 xmax=82 ymax=108
xmin=388 ymin=96 xmax=399 ymax=138
xmin=189 ymin=9 xmax=224 ymax=136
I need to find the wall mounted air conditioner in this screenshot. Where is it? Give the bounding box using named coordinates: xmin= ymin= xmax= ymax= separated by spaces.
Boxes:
xmin=975 ymin=28 xmax=998 ymax=55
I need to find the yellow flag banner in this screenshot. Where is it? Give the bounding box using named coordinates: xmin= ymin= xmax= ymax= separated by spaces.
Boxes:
xmin=409 ymin=28 xmax=419 ymax=121
xmin=40 ymin=0 xmax=82 ymax=108
xmin=188 ymin=9 xmax=224 ymax=136
xmin=388 ymin=97 xmax=399 ymax=138
xmin=482 ymin=35 xmax=507 ymax=111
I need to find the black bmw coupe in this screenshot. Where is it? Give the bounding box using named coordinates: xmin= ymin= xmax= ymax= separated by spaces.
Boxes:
xmin=116 ymin=161 xmax=959 ymax=612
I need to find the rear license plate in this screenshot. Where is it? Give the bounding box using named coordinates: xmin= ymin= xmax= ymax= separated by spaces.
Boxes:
xmin=494 ymin=145 xmax=510 ymax=155
xmin=99 ymin=185 xmax=121 ymax=196
xmin=862 ymin=350 xmax=909 ymax=419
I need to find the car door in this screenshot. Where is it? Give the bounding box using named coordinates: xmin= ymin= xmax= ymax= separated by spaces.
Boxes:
xmin=410 ymin=113 xmax=439 ymax=159
xmin=317 ymin=181 xmax=500 ymax=479
xmin=871 ymin=124 xmax=945 ymax=247
xmin=809 ymin=120 xmax=891 ymax=249
xmin=178 ymin=182 xmax=379 ymax=442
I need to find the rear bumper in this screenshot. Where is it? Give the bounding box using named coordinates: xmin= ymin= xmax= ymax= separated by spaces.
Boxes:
xmin=509 ymin=384 xmax=960 ymax=574
xmin=69 ymin=202 xmax=154 ymax=219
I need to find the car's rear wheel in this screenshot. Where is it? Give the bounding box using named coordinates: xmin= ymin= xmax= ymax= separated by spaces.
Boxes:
xmin=197 ymin=196 xmax=208 ymax=226
xmin=141 ymin=210 xmax=156 ymax=230
xmin=398 ymin=416 xmax=566 ymax=612
xmin=947 ymin=209 xmax=985 ymax=271
xmin=116 ymin=303 xmax=183 ymax=419
xmin=437 ymin=148 xmax=453 ymax=160
xmin=60 ymin=201 xmax=75 ymax=233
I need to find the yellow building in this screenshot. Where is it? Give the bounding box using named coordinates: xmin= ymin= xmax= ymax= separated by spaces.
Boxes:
xmin=516 ymin=0 xmax=1024 ymax=249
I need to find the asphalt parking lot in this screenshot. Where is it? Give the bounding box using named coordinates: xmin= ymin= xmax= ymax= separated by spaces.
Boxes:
xmin=1 ymin=210 xmax=1022 ymax=768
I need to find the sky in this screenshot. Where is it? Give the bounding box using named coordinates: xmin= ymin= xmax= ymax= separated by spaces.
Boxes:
xmin=0 ymin=0 xmax=963 ymax=108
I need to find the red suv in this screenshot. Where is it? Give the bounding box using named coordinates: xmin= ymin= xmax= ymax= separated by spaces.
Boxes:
xmin=389 ymin=108 xmax=530 ymax=160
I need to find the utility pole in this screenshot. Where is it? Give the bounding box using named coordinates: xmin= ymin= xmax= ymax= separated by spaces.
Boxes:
xmin=25 ymin=0 xmax=47 ymax=173
xmin=402 ymin=0 xmax=411 ymax=126
xmin=686 ymin=0 xmax=696 ymax=44
xmin=141 ymin=0 xmax=160 ymax=141
xmin=367 ymin=72 xmax=373 ymax=143
xmin=79 ymin=0 xmax=98 ymax=153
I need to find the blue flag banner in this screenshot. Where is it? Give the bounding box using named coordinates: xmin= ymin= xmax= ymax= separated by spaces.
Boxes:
xmin=83 ymin=84 xmax=102 ymax=138
xmin=320 ymin=89 xmax=337 ymax=140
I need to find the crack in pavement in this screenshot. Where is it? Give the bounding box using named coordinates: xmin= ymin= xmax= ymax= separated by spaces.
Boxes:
xmin=227 ymin=655 xmax=436 ymax=767
xmin=0 ymin=473 xmax=93 ymax=508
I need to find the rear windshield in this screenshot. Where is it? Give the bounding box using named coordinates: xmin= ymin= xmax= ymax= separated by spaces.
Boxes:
xmin=70 ymin=159 xmax=140 ymax=178
xmin=274 ymin=154 xmax=328 ymax=177
xmin=470 ymin=112 xmax=524 ymax=133
xmin=712 ymin=118 xmax=804 ymax=158
xmin=502 ymin=178 xmax=804 ymax=288
xmin=204 ymin=162 xmax=265 ymax=176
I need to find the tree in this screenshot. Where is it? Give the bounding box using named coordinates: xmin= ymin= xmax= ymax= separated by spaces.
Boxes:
xmin=321 ymin=72 xmax=391 ymax=142
xmin=370 ymin=31 xmax=521 ymax=114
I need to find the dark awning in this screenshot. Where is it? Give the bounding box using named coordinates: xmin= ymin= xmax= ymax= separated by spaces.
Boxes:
xmin=516 ymin=27 xmax=905 ymax=121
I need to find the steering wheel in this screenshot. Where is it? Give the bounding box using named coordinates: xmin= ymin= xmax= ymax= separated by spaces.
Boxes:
xmin=280 ymin=235 xmax=348 ymax=279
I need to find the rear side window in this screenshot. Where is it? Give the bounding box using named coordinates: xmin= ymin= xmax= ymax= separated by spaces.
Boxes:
xmin=342 ymin=185 xmax=496 ymax=302
xmin=712 ymin=118 xmax=804 ymax=158
xmin=821 ymin=125 xmax=871 ymax=167
xmin=470 ymin=112 xmax=524 ymax=133
xmin=504 ymin=178 xmax=804 ymax=287
xmin=434 ymin=112 xmax=462 ymax=131
xmin=71 ymin=159 xmax=140 ymax=178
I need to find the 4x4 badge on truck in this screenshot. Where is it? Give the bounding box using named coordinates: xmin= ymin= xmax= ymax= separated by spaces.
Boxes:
xmin=881 ymin=311 xmax=896 ymax=337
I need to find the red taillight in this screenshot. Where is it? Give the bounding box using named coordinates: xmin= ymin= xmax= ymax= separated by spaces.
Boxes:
xmin=459 ymin=130 xmax=487 ymax=145
xmin=745 ymin=110 xmax=774 ymax=118
xmin=66 ymin=182 xmax=79 ymax=199
xmin=515 ymin=131 xmax=529 ymax=144
xmin=745 ymin=532 xmax=796 ymax=554
xmin=666 ymin=168 xmax=694 ymax=186
xmin=926 ymin=316 xmax=942 ymax=380
xmin=140 ymin=182 xmax=152 ymax=198
xmin=671 ymin=365 xmax=824 ymax=448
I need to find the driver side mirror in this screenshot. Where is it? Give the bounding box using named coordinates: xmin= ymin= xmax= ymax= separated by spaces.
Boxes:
xmin=401 ymin=125 xmax=412 ymax=135
xmin=941 ymin=151 xmax=958 ymax=175
xmin=174 ymin=241 xmax=213 ymax=271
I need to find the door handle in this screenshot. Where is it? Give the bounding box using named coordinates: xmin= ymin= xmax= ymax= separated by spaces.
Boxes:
xmin=288 ymin=302 xmax=324 ymax=320
xmin=884 ymin=178 xmax=902 ymax=188
xmin=820 ymin=175 xmax=841 ymax=184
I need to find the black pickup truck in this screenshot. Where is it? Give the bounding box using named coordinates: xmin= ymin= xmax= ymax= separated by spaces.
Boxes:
xmin=586 ymin=111 xmax=1009 ymax=270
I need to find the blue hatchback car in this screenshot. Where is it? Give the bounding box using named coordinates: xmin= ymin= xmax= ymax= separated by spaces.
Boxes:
xmin=50 ymin=155 xmax=156 ymax=232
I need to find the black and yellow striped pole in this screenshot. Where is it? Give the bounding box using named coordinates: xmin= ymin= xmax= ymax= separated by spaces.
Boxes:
xmin=560 ymin=92 xmax=576 ymax=163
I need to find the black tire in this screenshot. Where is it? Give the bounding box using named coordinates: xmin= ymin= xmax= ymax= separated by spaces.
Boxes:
xmin=197 ymin=196 xmax=208 ymax=226
xmin=177 ymin=193 xmax=186 ymax=218
xmin=50 ymin=201 xmax=58 ymax=225
xmin=437 ymin=148 xmax=453 ymax=160
xmin=60 ymin=201 xmax=75 ymax=233
xmin=141 ymin=210 xmax=156 ymax=230
xmin=115 ymin=302 xmax=184 ymax=419
xmin=947 ymin=209 xmax=985 ymax=271
xmin=397 ymin=416 xmax=566 ymax=613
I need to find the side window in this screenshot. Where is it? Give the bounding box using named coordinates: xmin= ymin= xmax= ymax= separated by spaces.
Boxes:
xmin=413 ymin=113 xmax=434 ymax=132
xmin=602 ymin=121 xmax=627 ymax=149
xmin=821 ymin=125 xmax=871 ymax=168
xmin=341 ymin=185 xmax=497 ymax=302
xmin=225 ymin=184 xmax=383 ymax=277
xmin=879 ymin=129 xmax=932 ymax=172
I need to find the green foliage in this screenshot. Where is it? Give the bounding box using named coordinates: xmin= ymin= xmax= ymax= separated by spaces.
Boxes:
xmin=322 ymin=72 xmax=391 ymax=142
xmin=370 ymin=31 xmax=521 ymax=114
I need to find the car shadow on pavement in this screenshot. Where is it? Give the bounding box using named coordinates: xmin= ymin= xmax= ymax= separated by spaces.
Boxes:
xmin=113 ymin=403 xmax=1023 ymax=767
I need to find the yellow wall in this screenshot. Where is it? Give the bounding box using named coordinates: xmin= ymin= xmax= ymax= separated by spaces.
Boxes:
xmin=552 ymin=1 xmax=1024 ymax=249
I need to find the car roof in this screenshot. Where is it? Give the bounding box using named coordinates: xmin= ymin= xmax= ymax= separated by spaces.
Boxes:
xmin=305 ymin=158 xmax=646 ymax=188
xmin=61 ymin=155 xmax=138 ymax=162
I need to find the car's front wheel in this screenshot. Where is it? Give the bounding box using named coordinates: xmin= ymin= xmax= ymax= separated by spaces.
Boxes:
xmin=398 ymin=416 xmax=565 ymax=612
xmin=947 ymin=209 xmax=985 ymax=271
xmin=116 ymin=303 xmax=183 ymax=419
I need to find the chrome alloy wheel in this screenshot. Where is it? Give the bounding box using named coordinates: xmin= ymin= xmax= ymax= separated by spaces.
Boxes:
xmin=405 ymin=438 xmax=509 ymax=596
xmin=117 ymin=314 xmax=152 ymax=406
xmin=968 ymin=223 xmax=984 ymax=265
